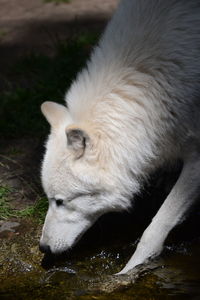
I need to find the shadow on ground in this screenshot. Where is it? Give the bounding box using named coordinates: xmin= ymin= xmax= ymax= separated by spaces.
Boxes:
xmin=0 ymin=16 xmax=108 ymax=72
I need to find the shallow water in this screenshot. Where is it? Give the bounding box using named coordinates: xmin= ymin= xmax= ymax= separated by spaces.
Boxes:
xmin=0 ymin=211 xmax=200 ymax=300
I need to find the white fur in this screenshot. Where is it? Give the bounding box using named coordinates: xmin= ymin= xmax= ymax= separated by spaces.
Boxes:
xmin=40 ymin=0 xmax=200 ymax=274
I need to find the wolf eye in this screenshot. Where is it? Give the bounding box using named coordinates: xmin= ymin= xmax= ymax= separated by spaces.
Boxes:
xmin=55 ymin=199 xmax=64 ymax=207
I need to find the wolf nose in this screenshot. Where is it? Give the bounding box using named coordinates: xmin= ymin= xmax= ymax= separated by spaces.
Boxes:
xmin=39 ymin=243 xmax=51 ymax=254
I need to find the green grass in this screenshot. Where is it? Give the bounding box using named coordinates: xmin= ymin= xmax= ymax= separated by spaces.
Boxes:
xmin=17 ymin=197 xmax=48 ymax=223
xmin=0 ymin=33 xmax=98 ymax=138
xmin=0 ymin=186 xmax=13 ymax=219
xmin=0 ymin=185 xmax=48 ymax=222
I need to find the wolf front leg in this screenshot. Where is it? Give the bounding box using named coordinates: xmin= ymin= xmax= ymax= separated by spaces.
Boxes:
xmin=118 ymin=152 xmax=200 ymax=275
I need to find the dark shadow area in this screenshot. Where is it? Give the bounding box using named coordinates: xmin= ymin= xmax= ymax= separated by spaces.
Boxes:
xmin=0 ymin=16 xmax=107 ymax=77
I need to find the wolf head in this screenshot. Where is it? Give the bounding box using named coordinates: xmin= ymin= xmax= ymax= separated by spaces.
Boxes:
xmin=39 ymin=101 xmax=132 ymax=254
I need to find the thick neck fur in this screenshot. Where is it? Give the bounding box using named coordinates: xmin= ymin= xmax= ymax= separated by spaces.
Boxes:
xmin=66 ymin=66 xmax=175 ymax=199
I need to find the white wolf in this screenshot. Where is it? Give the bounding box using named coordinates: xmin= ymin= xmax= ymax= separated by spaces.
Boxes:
xmin=40 ymin=0 xmax=200 ymax=274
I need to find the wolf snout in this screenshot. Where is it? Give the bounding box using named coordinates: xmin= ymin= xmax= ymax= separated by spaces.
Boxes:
xmin=39 ymin=243 xmax=52 ymax=254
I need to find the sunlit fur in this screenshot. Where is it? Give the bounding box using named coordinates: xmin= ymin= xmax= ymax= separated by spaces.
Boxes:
xmin=40 ymin=0 xmax=200 ymax=273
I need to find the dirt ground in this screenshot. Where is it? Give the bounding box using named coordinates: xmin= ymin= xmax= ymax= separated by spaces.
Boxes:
xmin=0 ymin=0 xmax=117 ymax=66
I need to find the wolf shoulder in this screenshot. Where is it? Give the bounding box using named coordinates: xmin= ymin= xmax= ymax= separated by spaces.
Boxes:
xmin=101 ymin=0 xmax=200 ymax=121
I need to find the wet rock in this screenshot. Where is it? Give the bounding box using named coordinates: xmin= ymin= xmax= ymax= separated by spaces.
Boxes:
xmin=0 ymin=219 xmax=43 ymax=281
xmin=0 ymin=221 xmax=20 ymax=233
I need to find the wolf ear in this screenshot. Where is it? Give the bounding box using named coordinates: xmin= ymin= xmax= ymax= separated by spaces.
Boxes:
xmin=41 ymin=101 xmax=72 ymax=128
xmin=66 ymin=128 xmax=89 ymax=159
